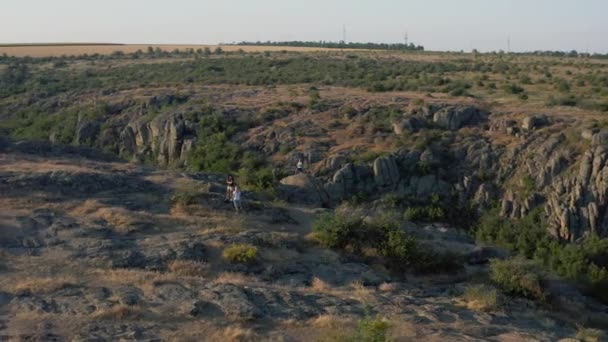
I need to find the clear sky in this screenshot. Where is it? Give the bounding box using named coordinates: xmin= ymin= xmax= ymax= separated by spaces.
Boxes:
xmin=1 ymin=0 xmax=607 ymax=53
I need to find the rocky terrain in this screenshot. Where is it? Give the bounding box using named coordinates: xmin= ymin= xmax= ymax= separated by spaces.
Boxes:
xmin=1 ymin=139 xmax=606 ymax=341
xmin=2 ymin=50 xmax=608 ymax=341
xmin=20 ymin=84 xmax=608 ymax=241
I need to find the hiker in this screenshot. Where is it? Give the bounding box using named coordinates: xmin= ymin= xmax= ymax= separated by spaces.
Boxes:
xmin=225 ymin=175 xmax=235 ymax=202
xmin=296 ymin=158 xmax=304 ymax=174
xmin=232 ymin=185 xmax=242 ymax=212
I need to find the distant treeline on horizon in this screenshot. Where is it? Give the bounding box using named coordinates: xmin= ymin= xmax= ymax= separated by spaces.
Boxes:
xmin=234 ymin=40 xmax=425 ymax=51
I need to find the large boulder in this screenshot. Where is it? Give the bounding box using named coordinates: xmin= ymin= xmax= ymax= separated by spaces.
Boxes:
xmin=75 ymin=115 xmax=101 ymax=145
xmin=373 ymin=156 xmax=400 ymax=187
xmin=393 ymin=117 xmax=424 ymax=134
xmin=521 ymin=115 xmax=549 ymax=131
xmin=432 ymin=106 xmax=486 ymax=130
xmin=592 ymin=131 xmax=608 ymax=147
xmin=279 ymin=173 xmax=330 ymax=207
xmin=324 ymin=163 xmax=374 ymax=203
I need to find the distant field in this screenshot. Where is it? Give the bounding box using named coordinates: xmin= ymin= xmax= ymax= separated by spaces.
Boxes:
xmin=0 ymin=44 xmax=349 ymax=57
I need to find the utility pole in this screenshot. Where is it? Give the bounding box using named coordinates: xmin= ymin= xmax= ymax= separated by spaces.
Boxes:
xmin=342 ymin=24 xmax=346 ymax=44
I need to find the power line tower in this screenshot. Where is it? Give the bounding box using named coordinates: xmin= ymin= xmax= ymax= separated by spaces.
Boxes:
xmin=342 ymin=24 xmax=347 ymax=44
xmin=404 ymin=32 xmax=409 ymax=45
xmin=507 ymin=36 xmax=511 ymax=53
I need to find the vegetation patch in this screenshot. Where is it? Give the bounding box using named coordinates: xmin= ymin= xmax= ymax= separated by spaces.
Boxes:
xmin=462 ymin=284 xmax=501 ymax=311
xmin=490 ymin=258 xmax=546 ymax=301
xmin=312 ymin=212 xmax=462 ymax=273
xmin=476 ymin=208 xmax=608 ymax=302
xmin=223 ymin=243 xmax=258 ymax=264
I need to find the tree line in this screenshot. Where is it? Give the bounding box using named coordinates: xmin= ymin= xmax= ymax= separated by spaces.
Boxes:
xmin=234 ymin=40 xmax=424 ymax=51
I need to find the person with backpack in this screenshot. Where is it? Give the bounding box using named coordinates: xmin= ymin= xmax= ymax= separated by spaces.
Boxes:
xmin=232 ymin=185 xmax=242 ymax=212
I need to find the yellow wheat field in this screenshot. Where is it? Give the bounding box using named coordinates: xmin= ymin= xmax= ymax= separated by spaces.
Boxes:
xmin=0 ymin=44 xmax=351 ymax=57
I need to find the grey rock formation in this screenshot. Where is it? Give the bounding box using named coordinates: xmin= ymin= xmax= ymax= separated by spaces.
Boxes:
xmin=393 ymin=117 xmax=424 ymax=134
xmin=521 ymin=115 xmax=549 ymax=131
xmin=432 ymin=106 xmax=487 ymax=130
xmin=75 ymin=114 xmax=101 ymax=145
xmin=373 ymin=156 xmax=400 ymax=187
xmin=119 ymin=112 xmax=195 ymax=166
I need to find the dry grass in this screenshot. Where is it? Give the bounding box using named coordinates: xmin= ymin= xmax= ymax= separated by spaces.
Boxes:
xmin=576 ymin=327 xmax=606 ymax=342
xmin=94 ymin=268 xmax=180 ymax=297
xmin=310 ymin=314 xmax=353 ymax=329
xmin=212 ymin=272 xmax=259 ymax=287
xmin=350 ymin=281 xmax=374 ymax=302
xmin=0 ymin=44 xmax=350 ymax=57
xmin=13 ymin=276 xmax=79 ymax=294
xmin=91 ymin=305 xmax=142 ymax=320
xmin=95 ymin=206 xmax=146 ymax=234
xmin=310 ymin=277 xmax=332 ymax=292
xmin=160 ymin=322 xmax=258 ymax=342
xmin=378 ymin=282 xmax=400 ymax=293
xmin=167 ymin=260 xmax=209 ymax=278
xmin=461 ymin=284 xmax=501 ymax=312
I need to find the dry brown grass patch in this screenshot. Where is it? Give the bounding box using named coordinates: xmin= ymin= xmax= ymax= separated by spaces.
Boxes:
xmin=13 ymin=276 xmax=79 ymax=294
xmin=461 ymin=284 xmax=501 ymax=312
xmin=91 ymin=305 xmax=142 ymax=320
xmin=310 ymin=277 xmax=332 ymax=292
xmin=378 ymin=282 xmax=400 ymax=293
xmin=310 ymin=314 xmax=353 ymax=329
xmin=160 ymin=321 xmax=259 ymax=342
xmin=167 ymin=260 xmax=209 ymax=277
xmin=350 ymin=281 xmax=374 ymax=302
xmin=94 ymin=268 xmax=177 ymax=296
xmin=212 ymin=272 xmax=259 ymax=286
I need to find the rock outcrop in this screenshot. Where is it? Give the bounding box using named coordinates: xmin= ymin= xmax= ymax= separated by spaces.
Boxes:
xmin=119 ymin=112 xmax=196 ymax=166
xmin=432 ymin=106 xmax=487 ymax=130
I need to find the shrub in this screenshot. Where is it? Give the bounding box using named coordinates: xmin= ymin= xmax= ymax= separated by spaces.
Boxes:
xmin=403 ymin=206 xmax=445 ymax=222
xmin=476 ymin=209 xmax=608 ymax=303
xmin=462 ymin=284 xmax=501 ymax=311
xmin=312 ymin=212 xmax=361 ymax=249
xmin=489 ymin=258 xmax=546 ymax=301
xmin=350 ymin=314 xmax=390 ymax=342
xmin=312 ymin=212 xmax=459 ymax=273
xmin=504 ymin=83 xmax=525 ymax=94
xmin=223 ymin=244 xmax=258 ymax=264
xmin=548 ymin=94 xmax=578 ymax=107
xmin=377 ymin=226 xmax=417 ymax=264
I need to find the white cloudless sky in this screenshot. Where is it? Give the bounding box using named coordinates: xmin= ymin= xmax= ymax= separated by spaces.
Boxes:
xmin=1 ymin=0 xmax=606 ymax=53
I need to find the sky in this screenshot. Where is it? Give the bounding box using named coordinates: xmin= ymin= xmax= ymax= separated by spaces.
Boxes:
xmin=1 ymin=0 xmax=607 ymax=53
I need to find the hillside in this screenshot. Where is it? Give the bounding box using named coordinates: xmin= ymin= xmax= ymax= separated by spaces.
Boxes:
xmin=1 ymin=48 xmax=608 ymax=340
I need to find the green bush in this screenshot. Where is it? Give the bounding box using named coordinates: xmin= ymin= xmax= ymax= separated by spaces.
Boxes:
xmin=312 ymin=212 xmax=361 ymax=249
xmin=490 ymin=258 xmax=546 ymax=301
xmin=504 ymin=83 xmax=525 ymax=94
xmin=312 ymin=212 xmax=459 ymax=273
xmin=350 ymin=314 xmax=390 ymax=342
xmin=403 ymin=206 xmax=445 ymax=222
xmin=476 ymin=209 xmax=608 ymax=302
xmin=223 ymin=244 xmax=258 ymax=264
